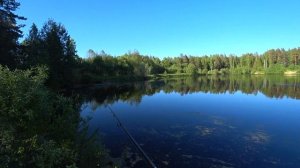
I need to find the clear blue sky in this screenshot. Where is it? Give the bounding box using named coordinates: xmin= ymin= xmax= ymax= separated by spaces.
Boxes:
xmin=17 ymin=0 xmax=300 ymax=58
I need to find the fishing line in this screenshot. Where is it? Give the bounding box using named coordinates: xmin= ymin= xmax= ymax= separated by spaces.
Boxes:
xmin=107 ymin=106 xmax=158 ymax=168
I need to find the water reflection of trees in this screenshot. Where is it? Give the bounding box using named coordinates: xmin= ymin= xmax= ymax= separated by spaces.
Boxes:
xmin=79 ymin=75 xmax=300 ymax=105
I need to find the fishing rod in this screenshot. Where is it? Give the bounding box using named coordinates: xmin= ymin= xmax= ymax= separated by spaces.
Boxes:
xmin=107 ymin=106 xmax=158 ymax=168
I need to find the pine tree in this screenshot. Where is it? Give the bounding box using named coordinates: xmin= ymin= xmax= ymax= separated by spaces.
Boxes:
xmin=39 ymin=20 xmax=77 ymax=88
xmin=22 ymin=23 xmax=44 ymax=68
xmin=0 ymin=0 xmax=26 ymax=68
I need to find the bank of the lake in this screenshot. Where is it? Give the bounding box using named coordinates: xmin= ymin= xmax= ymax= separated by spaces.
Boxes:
xmin=77 ymin=67 xmax=300 ymax=85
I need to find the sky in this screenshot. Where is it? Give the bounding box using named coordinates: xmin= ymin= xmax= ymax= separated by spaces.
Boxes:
xmin=17 ymin=0 xmax=300 ymax=58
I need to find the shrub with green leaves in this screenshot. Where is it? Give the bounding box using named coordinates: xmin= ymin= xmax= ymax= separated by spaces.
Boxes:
xmin=0 ymin=66 xmax=79 ymax=167
xmin=0 ymin=66 xmax=116 ymax=168
xmin=265 ymin=64 xmax=285 ymax=74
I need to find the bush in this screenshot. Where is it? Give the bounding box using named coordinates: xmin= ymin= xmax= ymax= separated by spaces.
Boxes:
xmin=229 ymin=67 xmax=251 ymax=74
xmin=219 ymin=68 xmax=229 ymax=75
xmin=185 ymin=64 xmax=197 ymax=75
xmin=265 ymin=64 xmax=285 ymax=74
xmin=0 ymin=66 xmax=112 ymax=168
xmin=207 ymin=69 xmax=219 ymax=75
xmin=0 ymin=66 xmax=79 ymax=167
xmin=287 ymin=65 xmax=300 ymax=72
xmin=198 ymin=69 xmax=208 ymax=75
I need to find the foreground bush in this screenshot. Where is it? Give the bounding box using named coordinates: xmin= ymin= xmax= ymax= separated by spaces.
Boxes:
xmin=0 ymin=66 xmax=112 ymax=168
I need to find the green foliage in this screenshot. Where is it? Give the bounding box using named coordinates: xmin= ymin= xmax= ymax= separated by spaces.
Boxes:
xmin=78 ymin=50 xmax=165 ymax=83
xmin=76 ymin=119 xmax=115 ymax=168
xmin=229 ymin=67 xmax=251 ymax=74
xmin=265 ymin=64 xmax=286 ymax=74
xmin=219 ymin=68 xmax=229 ymax=75
xmin=3 ymin=1 xmax=300 ymax=85
xmin=0 ymin=0 xmax=26 ymax=68
xmin=22 ymin=20 xmax=79 ymax=89
xmin=18 ymin=20 xmax=300 ymax=85
xmin=1 ymin=1 xmax=300 ymax=166
xmin=185 ymin=63 xmax=197 ymax=75
xmin=0 ymin=66 xmax=111 ymax=168
xmin=287 ymin=65 xmax=300 ymax=71
xmin=198 ymin=69 xmax=208 ymax=75
xmin=77 ymin=47 xmax=300 ymax=82
xmin=0 ymin=66 xmax=77 ymax=167
xmin=207 ymin=69 xmax=219 ymax=75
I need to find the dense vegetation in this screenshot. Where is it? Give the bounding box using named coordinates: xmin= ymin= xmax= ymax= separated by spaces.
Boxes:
xmin=19 ymin=29 xmax=300 ymax=85
xmin=0 ymin=66 xmax=78 ymax=167
xmin=0 ymin=66 xmax=116 ymax=167
xmin=81 ymin=48 xmax=300 ymax=82
xmin=0 ymin=1 xmax=113 ymax=167
xmin=1 ymin=0 xmax=300 ymax=88
xmin=0 ymin=0 xmax=300 ymax=167
xmin=5 ymin=19 xmax=300 ymax=87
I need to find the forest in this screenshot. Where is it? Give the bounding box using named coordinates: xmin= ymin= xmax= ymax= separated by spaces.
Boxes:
xmin=1 ymin=1 xmax=112 ymax=167
xmin=9 ymin=22 xmax=300 ymax=88
xmin=1 ymin=0 xmax=300 ymax=167
xmin=1 ymin=1 xmax=300 ymax=89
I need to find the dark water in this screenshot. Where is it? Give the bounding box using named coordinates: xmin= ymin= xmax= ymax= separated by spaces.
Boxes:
xmin=80 ymin=75 xmax=300 ymax=168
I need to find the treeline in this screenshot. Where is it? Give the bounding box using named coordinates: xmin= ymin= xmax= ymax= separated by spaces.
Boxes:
xmin=79 ymin=48 xmax=300 ymax=84
xmin=161 ymin=49 xmax=300 ymax=75
xmin=86 ymin=46 xmax=300 ymax=76
xmin=2 ymin=3 xmax=300 ymax=89
xmin=79 ymin=75 xmax=300 ymax=107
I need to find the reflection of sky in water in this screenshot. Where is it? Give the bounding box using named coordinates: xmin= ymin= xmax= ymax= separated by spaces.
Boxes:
xmin=81 ymin=89 xmax=300 ymax=168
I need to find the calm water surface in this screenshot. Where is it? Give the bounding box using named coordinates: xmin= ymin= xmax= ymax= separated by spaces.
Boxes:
xmin=80 ymin=76 xmax=300 ymax=168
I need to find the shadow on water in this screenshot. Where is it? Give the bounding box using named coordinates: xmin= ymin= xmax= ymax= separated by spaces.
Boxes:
xmin=78 ymin=75 xmax=300 ymax=168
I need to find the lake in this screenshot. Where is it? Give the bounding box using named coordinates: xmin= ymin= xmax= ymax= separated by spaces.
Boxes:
xmin=80 ymin=75 xmax=300 ymax=168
